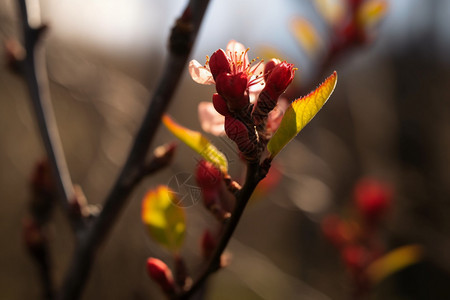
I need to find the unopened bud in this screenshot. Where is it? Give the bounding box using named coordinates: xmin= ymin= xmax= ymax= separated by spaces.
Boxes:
xmin=321 ymin=215 xmax=358 ymax=247
xmin=265 ymin=62 xmax=295 ymax=97
xmin=201 ymin=230 xmax=216 ymax=259
xmin=196 ymin=160 xmax=222 ymax=190
xmin=263 ymin=58 xmax=282 ymax=82
xmin=209 ymin=49 xmax=231 ymax=80
xmin=216 ymin=72 xmax=249 ymax=111
xmin=148 ymin=142 xmax=177 ymax=174
xmin=354 ymin=178 xmax=392 ymax=223
xmin=146 ymin=258 xmax=175 ymax=294
xmin=212 ymin=93 xmax=231 ymax=116
xmin=341 ymin=244 xmax=367 ymax=272
xmin=253 ymin=63 xmax=294 ymax=129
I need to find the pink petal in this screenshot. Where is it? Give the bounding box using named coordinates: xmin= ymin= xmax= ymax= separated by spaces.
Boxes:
xmin=198 ymin=102 xmax=226 ymax=136
xmin=189 ymin=60 xmax=215 ymax=85
xmin=248 ymin=77 xmax=265 ymax=103
xmin=226 ymin=40 xmax=249 ymax=67
xmin=267 ymin=98 xmax=289 ymax=135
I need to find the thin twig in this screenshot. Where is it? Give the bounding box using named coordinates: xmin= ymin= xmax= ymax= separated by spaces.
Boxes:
xmin=17 ymin=0 xmax=79 ymax=229
xmin=58 ymin=1 xmax=210 ymax=299
xmin=178 ymin=161 xmax=269 ymax=299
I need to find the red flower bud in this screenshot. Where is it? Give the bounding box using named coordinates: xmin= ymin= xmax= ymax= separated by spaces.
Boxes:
xmin=265 ymin=62 xmax=295 ymax=97
xmin=146 ymin=258 xmax=175 ymax=294
xmin=263 ymin=58 xmax=281 ymax=82
xmin=209 ymin=49 xmax=231 ymax=80
xmin=201 ymin=188 xmax=218 ymax=211
xmin=354 ymin=178 xmax=392 ymax=222
xmin=212 ymin=93 xmax=231 ymax=116
xmin=224 ymin=116 xmax=256 ymax=158
xmin=321 ymin=215 xmax=359 ymax=247
xmin=216 ymin=72 xmax=249 ymax=111
xmin=201 ymin=188 xmax=230 ymax=221
xmin=341 ymin=244 xmax=367 ymax=272
xmin=195 ymin=160 xmax=222 ymax=190
xmin=201 ymin=230 xmax=216 ymax=259
xmin=23 ymin=217 xmax=45 ymax=251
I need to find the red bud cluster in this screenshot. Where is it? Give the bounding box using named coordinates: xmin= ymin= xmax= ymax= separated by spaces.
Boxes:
xmin=321 ymin=177 xmax=393 ymax=297
xmin=192 ymin=41 xmax=296 ymax=161
xmin=354 ymin=178 xmax=392 ymax=223
xmin=329 ymin=0 xmax=383 ymax=55
xmin=209 ymin=49 xmax=250 ymax=113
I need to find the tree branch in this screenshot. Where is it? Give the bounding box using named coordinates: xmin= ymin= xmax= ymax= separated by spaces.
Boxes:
xmin=17 ymin=0 xmax=79 ymax=229
xmin=178 ymin=161 xmax=269 ymax=299
xmin=58 ymin=1 xmax=210 ymax=299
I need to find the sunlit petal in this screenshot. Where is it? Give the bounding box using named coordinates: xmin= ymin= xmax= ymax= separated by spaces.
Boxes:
xmin=267 ymin=98 xmax=289 ymax=136
xmin=198 ymin=102 xmax=226 ymax=136
xmin=226 ymin=40 xmax=249 ymax=67
xmin=189 ymin=60 xmax=215 ymax=85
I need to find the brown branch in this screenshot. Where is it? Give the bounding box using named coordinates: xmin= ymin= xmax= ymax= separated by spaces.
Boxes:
xmin=57 ymin=1 xmax=211 ymax=299
xmin=16 ymin=0 xmax=81 ymax=230
xmin=177 ymin=161 xmax=270 ymax=299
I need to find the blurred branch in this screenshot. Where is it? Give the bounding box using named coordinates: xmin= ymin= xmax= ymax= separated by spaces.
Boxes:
xmin=16 ymin=0 xmax=81 ymax=229
xmin=58 ymin=0 xmax=210 ymax=299
xmin=178 ymin=161 xmax=269 ymax=299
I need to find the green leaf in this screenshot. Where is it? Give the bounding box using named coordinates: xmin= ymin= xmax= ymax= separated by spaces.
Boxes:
xmin=141 ymin=186 xmax=186 ymax=252
xmin=163 ymin=115 xmax=228 ymax=174
xmin=267 ymin=71 xmax=337 ymax=158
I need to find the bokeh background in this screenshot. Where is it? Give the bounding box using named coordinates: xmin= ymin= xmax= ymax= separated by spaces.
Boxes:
xmin=1 ymin=0 xmax=450 ymax=299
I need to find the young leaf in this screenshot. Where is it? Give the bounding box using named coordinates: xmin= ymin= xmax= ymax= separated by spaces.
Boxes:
xmin=356 ymin=0 xmax=388 ymax=30
xmin=267 ymin=71 xmax=337 ymax=158
xmin=291 ymin=18 xmax=322 ymax=58
xmin=163 ymin=115 xmax=228 ymax=174
xmin=313 ymin=0 xmax=346 ymax=26
xmin=142 ymin=186 xmax=186 ymax=252
xmin=367 ymin=244 xmax=423 ymax=284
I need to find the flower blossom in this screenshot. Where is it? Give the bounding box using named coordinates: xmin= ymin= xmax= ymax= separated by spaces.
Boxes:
xmin=191 ymin=40 xmax=295 ymax=137
xmin=190 ymin=40 xmax=296 ymax=160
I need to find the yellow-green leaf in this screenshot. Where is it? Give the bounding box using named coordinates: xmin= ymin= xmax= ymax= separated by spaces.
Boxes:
xmin=356 ymin=0 xmax=388 ymax=30
xmin=313 ymin=0 xmax=346 ymax=26
xmin=267 ymin=71 xmax=337 ymax=158
xmin=291 ymin=18 xmax=322 ymax=58
xmin=163 ymin=115 xmax=228 ymax=174
xmin=141 ymin=186 xmax=186 ymax=252
xmin=367 ymin=244 xmax=423 ymax=284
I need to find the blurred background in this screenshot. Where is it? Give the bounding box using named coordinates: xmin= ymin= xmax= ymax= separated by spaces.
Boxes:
xmin=1 ymin=0 xmax=450 ymax=299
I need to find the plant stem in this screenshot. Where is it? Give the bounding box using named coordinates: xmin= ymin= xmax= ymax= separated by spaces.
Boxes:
xmin=178 ymin=161 xmax=268 ymax=299
xmin=57 ymin=0 xmax=210 ymax=299
xmin=17 ymin=0 xmax=79 ymax=229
